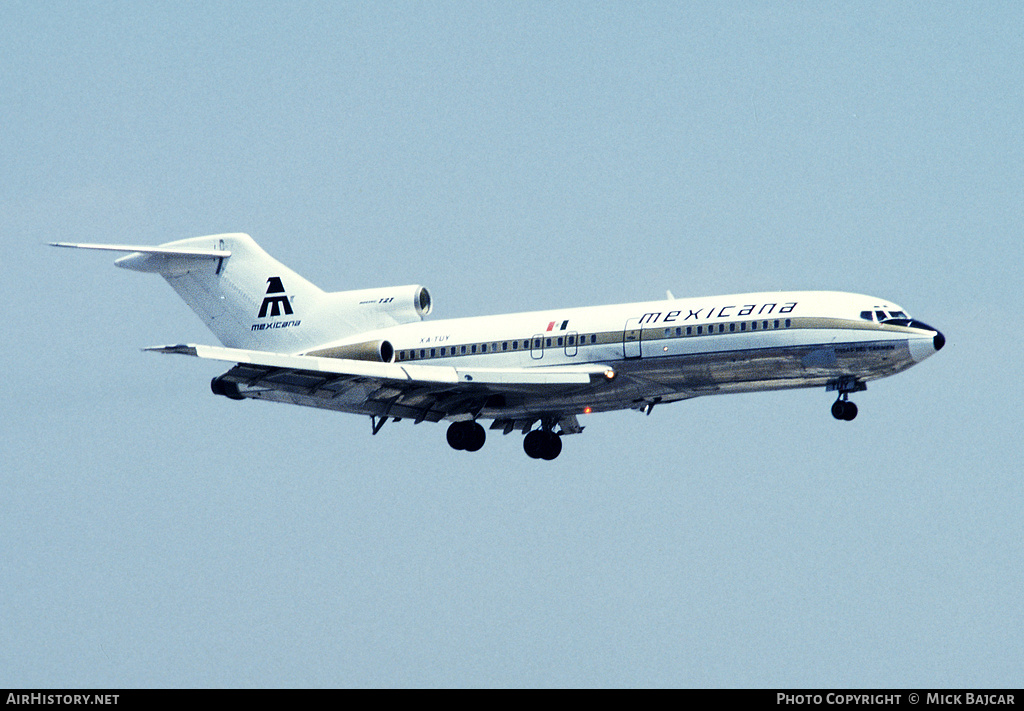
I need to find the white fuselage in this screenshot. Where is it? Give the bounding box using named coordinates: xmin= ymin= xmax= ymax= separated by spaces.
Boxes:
xmin=307 ymin=290 xmax=943 ymax=420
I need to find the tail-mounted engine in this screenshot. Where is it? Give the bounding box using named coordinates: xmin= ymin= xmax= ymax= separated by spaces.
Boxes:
xmin=305 ymin=340 xmax=396 ymax=363
xmin=311 ymin=284 xmax=432 ymax=336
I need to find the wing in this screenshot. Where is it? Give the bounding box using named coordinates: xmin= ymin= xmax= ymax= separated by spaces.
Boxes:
xmin=148 ymin=344 xmax=618 ymax=430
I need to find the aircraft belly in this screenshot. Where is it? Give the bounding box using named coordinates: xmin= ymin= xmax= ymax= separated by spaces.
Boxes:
xmin=624 ymin=339 xmax=916 ymax=395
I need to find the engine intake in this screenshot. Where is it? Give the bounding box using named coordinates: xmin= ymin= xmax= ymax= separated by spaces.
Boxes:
xmin=211 ymin=376 xmax=245 ymax=400
xmin=305 ymin=340 xmax=395 ymax=363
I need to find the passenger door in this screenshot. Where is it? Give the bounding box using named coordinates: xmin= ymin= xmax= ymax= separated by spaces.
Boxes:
xmin=623 ymin=319 xmax=642 ymax=359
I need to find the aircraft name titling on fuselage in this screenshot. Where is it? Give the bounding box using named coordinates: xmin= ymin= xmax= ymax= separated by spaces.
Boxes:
xmin=252 ymin=320 xmax=302 ymax=331
xmin=637 ymin=301 xmax=798 ymax=325
xmin=835 ymin=343 xmax=896 ymax=354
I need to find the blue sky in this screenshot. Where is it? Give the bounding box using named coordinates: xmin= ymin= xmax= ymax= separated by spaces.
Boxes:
xmin=3 ymin=1 xmax=1022 ymax=687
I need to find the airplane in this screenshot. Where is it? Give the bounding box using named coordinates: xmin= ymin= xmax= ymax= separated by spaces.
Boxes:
xmin=53 ymin=233 xmax=945 ymax=460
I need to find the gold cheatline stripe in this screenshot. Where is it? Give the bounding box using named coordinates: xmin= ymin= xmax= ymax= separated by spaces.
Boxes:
xmin=397 ymin=317 xmax=915 ymax=362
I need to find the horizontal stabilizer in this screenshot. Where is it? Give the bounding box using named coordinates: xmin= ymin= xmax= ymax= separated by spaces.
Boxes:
xmin=50 ymin=242 xmax=231 ymax=258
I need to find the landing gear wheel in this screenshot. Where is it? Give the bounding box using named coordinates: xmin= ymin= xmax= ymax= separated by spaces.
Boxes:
xmin=523 ymin=430 xmax=562 ymax=460
xmin=447 ymin=422 xmax=467 ymax=450
xmin=447 ymin=421 xmax=486 ymax=451
xmin=831 ymin=400 xmax=858 ymax=421
xmin=540 ymin=432 xmax=562 ymax=460
xmin=523 ymin=430 xmax=545 ymax=459
xmin=464 ymin=422 xmax=486 ymax=451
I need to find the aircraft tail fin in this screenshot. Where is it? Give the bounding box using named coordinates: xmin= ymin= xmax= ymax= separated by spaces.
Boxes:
xmin=53 ymin=233 xmax=431 ymax=354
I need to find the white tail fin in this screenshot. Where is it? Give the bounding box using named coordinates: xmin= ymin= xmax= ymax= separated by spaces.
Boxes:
xmin=53 ymin=233 xmax=432 ymax=354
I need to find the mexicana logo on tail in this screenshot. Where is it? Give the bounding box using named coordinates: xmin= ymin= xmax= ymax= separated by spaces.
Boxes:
xmin=258 ymin=277 xmax=294 ymax=318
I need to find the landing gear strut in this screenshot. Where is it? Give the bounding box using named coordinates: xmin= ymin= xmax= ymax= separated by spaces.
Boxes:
xmin=447 ymin=421 xmax=486 ymax=452
xmin=828 ymin=378 xmax=865 ymax=421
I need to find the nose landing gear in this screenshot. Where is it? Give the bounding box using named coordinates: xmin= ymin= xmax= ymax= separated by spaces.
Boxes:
xmin=831 ymin=397 xmax=858 ymax=421
xmin=828 ymin=378 xmax=865 ymax=422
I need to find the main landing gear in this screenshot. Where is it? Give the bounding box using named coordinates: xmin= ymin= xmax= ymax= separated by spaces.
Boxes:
xmin=446 ymin=419 xmax=565 ymax=460
xmin=446 ymin=421 xmax=486 ymax=452
xmin=523 ymin=429 xmax=562 ymax=460
xmin=828 ymin=378 xmax=866 ymax=421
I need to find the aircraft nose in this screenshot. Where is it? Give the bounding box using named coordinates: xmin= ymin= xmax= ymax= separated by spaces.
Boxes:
xmin=907 ymin=321 xmax=945 ymax=362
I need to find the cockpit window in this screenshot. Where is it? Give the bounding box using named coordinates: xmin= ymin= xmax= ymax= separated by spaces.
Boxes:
xmin=880 ymin=318 xmax=934 ymax=331
xmin=875 ymin=310 xmax=888 ymax=322
xmin=888 ymin=311 xmax=907 ymax=319
xmin=860 ymin=310 xmax=874 ymax=321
